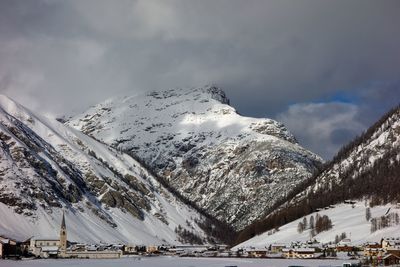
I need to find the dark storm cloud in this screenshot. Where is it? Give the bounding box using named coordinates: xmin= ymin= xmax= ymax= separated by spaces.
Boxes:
xmin=330 ymin=129 xmax=357 ymax=146
xmin=0 ymin=0 xmax=399 ymax=158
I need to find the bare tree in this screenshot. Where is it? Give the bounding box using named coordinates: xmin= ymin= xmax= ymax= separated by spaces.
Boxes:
xmin=297 ymin=221 xmax=305 ymax=233
xmin=310 ymin=215 xmax=315 ymax=229
xmin=365 ymin=207 xmax=371 ymax=221
xmin=302 ymin=217 xmax=308 ymax=229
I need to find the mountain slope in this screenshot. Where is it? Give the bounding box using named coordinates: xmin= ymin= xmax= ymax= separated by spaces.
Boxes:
xmin=0 ymin=95 xmax=219 ymax=245
xmin=68 ymin=86 xmax=322 ymax=229
xmin=235 ymin=105 xmax=400 ymax=245
xmin=235 ymin=202 xmax=400 ymax=248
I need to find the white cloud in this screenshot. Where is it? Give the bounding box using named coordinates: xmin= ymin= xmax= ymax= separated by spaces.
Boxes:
xmin=276 ymin=102 xmax=366 ymax=159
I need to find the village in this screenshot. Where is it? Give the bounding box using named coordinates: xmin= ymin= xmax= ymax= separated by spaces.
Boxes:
xmin=237 ymin=237 xmax=400 ymax=266
xmin=0 ymin=213 xmax=399 ymax=266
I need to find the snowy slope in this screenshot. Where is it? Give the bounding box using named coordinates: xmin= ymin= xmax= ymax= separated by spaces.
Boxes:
xmin=0 ymin=95 xmax=214 ymax=245
xmin=235 ymin=202 xmax=400 ymax=248
xmin=281 ymin=105 xmax=400 ymax=209
xmin=68 ymin=86 xmax=322 ymax=229
xmin=306 ymin=107 xmax=400 ymax=197
xmin=235 ymin=105 xmax=400 ymax=246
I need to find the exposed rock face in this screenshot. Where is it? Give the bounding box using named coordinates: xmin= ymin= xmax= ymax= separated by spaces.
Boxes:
xmin=68 ymin=86 xmax=323 ymax=229
xmin=0 ymin=95 xmax=213 ymax=244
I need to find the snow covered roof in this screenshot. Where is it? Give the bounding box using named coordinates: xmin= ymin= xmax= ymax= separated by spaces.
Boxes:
xmin=386 ymin=242 xmax=400 ymax=246
xmin=387 ymin=246 xmax=400 ymax=251
xmin=282 ymin=247 xmax=316 ymax=253
xmin=365 ymin=248 xmax=384 ymax=251
xmin=0 ymin=238 xmax=9 ymax=244
xmin=33 ymin=237 xmax=60 ymax=241
xmin=337 ymin=240 xmax=353 ymax=246
xmin=295 ymin=248 xmax=315 ymax=253
xmin=271 ymin=243 xmax=286 ymax=247
xmin=40 ymin=246 xmax=59 ymax=252
xmin=0 ymin=233 xmax=31 ymax=242
xmin=247 ymin=248 xmax=268 ymax=252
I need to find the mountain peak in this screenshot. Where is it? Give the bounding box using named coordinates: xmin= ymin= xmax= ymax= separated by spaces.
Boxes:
xmin=68 ymin=85 xmax=322 ymax=229
xmin=143 ymin=85 xmax=230 ymax=105
xmin=205 ymin=85 xmax=230 ymax=105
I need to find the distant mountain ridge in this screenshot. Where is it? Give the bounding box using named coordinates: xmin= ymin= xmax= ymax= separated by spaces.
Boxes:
xmin=68 ymin=85 xmax=323 ymax=230
xmin=236 ymin=104 xmax=400 ymax=244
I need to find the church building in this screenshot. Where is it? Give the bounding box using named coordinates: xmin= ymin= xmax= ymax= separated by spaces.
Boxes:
xmin=29 ymin=211 xmax=68 ymax=258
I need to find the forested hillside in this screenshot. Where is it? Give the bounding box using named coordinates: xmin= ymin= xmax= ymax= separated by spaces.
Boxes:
xmin=236 ymin=105 xmax=400 ymax=244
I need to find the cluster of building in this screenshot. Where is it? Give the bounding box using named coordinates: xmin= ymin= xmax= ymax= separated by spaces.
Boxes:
xmin=1 ymin=212 xmax=122 ymax=259
xmin=238 ymin=237 xmax=400 ymax=266
xmin=123 ymin=244 xmax=230 ymax=257
xmin=363 ymin=238 xmax=400 ymax=265
xmin=0 ymin=212 xmax=229 ymax=260
xmin=2 ymin=212 xmax=400 ymax=265
xmin=0 ymin=234 xmax=30 ymax=259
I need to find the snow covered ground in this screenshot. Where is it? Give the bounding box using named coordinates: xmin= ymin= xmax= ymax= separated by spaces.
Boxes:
xmin=0 ymin=257 xmax=359 ymax=267
xmin=235 ymin=202 xmax=400 ymax=249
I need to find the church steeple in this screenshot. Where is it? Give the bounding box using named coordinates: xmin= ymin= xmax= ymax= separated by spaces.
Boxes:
xmin=60 ymin=210 xmax=67 ymax=251
xmin=61 ymin=211 xmax=66 ymax=229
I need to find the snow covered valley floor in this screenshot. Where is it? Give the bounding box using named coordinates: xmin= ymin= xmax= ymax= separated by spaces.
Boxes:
xmin=0 ymin=257 xmax=359 ymax=267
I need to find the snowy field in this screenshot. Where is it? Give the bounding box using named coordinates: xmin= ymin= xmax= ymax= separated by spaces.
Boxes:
xmin=236 ymin=202 xmax=400 ymax=249
xmin=0 ymin=257 xmax=358 ymax=267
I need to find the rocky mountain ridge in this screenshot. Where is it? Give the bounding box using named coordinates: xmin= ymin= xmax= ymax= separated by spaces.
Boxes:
xmin=68 ymin=86 xmax=323 ymax=230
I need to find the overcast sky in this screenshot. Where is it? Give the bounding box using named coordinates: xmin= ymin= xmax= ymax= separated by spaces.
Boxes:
xmin=0 ymin=0 xmax=399 ymax=159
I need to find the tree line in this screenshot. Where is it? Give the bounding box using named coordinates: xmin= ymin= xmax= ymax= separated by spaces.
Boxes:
xmin=297 ymin=214 xmax=333 ymax=236
xmin=370 ymin=212 xmax=400 ymax=233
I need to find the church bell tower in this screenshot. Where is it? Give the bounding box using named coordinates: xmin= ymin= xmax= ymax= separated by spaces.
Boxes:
xmin=60 ymin=211 xmax=67 ymax=251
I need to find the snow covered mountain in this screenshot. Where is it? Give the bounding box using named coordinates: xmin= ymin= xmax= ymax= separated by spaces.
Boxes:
xmin=235 ymin=105 xmax=400 ymax=245
xmin=68 ymin=86 xmax=322 ymax=229
xmin=301 ymin=105 xmax=399 ymax=197
xmin=0 ymin=95 xmax=219 ymax=245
